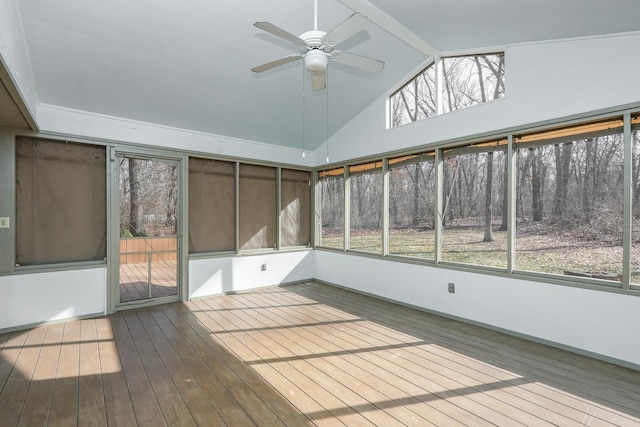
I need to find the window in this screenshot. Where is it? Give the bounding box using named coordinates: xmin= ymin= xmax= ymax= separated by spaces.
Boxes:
xmin=316 ymin=112 xmax=640 ymax=290
xmin=239 ymin=164 xmax=276 ymax=250
xmin=280 ymin=169 xmax=311 ymax=247
xmin=441 ymin=54 xmax=505 ymax=114
xmin=441 ymin=140 xmax=508 ymax=268
xmin=632 ymin=116 xmax=640 ymax=285
xmin=515 ymin=119 xmax=624 ymax=281
xmin=390 ymin=53 xmax=505 ymax=127
xmin=319 ymin=167 xmax=344 ymax=249
xmin=15 ymin=137 xmax=106 ymax=265
xmin=350 ymin=162 xmax=383 ymax=254
xmin=188 ymin=158 xmax=235 ymax=253
xmin=390 ymin=63 xmax=436 ymax=127
xmin=389 ymin=153 xmax=436 ymax=259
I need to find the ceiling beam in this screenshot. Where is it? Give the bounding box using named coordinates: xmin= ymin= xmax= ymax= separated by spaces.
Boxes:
xmin=340 ymin=0 xmax=440 ymax=58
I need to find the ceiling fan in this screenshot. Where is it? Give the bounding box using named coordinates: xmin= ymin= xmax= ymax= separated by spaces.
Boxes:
xmin=251 ymin=0 xmax=385 ymax=91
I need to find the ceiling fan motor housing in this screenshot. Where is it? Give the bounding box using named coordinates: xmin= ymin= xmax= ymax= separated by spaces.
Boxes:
xmin=301 ymin=30 xmax=329 ymax=73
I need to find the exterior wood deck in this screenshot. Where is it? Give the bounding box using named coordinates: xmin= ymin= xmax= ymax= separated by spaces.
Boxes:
xmin=1 ymin=281 xmax=639 ymax=426
xmin=119 ymin=261 xmax=178 ymax=303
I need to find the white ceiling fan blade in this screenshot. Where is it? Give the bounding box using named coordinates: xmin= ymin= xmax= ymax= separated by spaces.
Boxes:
xmin=251 ymin=54 xmax=302 ymax=73
xmin=332 ymin=51 xmax=384 ymax=72
xmin=322 ymin=13 xmax=370 ymax=47
xmin=310 ymin=71 xmax=326 ymax=91
xmin=253 ymin=21 xmax=306 ymax=46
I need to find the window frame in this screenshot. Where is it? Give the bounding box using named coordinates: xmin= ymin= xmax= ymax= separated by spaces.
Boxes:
xmin=389 ymin=52 xmax=506 ymax=129
xmin=315 ymin=109 xmax=640 ymax=296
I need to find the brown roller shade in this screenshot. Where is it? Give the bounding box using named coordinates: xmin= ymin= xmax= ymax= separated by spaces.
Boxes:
xmin=15 ymin=137 xmax=106 ymax=265
xmin=515 ymin=117 xmax=624 ymax=145
xmin=319 ymin=167 xmax=344 ymax=178
xmin=239 ymin=164 xmax=276 ymax=250
xmin=188 ymin=158 xmax=235 ymax=253
xmin=280 ymin=169 xmax=310 ymax=247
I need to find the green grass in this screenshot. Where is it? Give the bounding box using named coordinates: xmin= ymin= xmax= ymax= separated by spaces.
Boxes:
xmin=321 ymin=228 xmax=636 ymax=283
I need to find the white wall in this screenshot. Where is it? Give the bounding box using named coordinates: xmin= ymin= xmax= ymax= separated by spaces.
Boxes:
xmin=36 ymin=104 xmax=313 ymax=167
xmin=314 ymin=32 xmax=640 ymax=164
xmin=189 ymin=250 xmax=314 ymax=299
xmin=0 ymin=267 xmax=106 ymax=330
xmin=315 ymin=250 xmax=640 ymax=368
xmin=0 ymin=0 xmax=38 ymax=116
xmin=0 ymin=250 xmax=313 ymax=331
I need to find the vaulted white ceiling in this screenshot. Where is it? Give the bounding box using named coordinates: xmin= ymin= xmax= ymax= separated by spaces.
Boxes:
xmin=13 ymin=0 xmax=640 ymax=150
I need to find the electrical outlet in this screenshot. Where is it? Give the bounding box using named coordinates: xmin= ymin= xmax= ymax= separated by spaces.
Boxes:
xmin=261 ymin=263 xmax=267 ymax=271
xmin=448 ymin=282 xmax=455 ymax=293
xmin=0 ymin=217 xmax=9 ymax=228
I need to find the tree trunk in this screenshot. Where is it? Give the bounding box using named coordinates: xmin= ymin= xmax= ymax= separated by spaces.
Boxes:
xmin=412 ymin=164 xmax=421 ymax=227
xmin=553 ymin=142 xmax=572 ymax=217
xmin=582 ymin=139 xmax=593 ymax=220
xmin=499 ymin=153 xmax=508 ymax=231
xmin=128 ymin=159 xmax=144 ymax=236
xmin=531 ymin=147 xmax=543 ymax=221
xmin=483 ymin=152 xmax=494 ymax=242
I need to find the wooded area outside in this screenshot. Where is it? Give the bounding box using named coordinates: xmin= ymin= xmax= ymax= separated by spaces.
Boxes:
xmin=319 ymin=120 xmax=640 ymax=286
xmin=391 ymin=53 xmax=505 ymax=127
xmin=120 ymin=157 xmax=178 ymax=238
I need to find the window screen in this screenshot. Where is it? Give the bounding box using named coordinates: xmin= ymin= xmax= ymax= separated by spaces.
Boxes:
xmin=239 ymin=164 xmax=276 ymax=250
xmin=15 ymin=137 xmax=106 ymax=265
xmin=188 ymin=158 xmax=235 ymax=253
xmin=280 ymin=169 xmax=310 ymax=247
xmin=318 ymin=168 xmax=344 ymax=249
xmin=350 ymin=162 xmax=383 ymax=254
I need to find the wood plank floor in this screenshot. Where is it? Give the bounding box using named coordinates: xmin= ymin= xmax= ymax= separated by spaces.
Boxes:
xmin=1 ymin=281 xmax=639 ymax=426
xmin=120 ymin=261 xmax=177 ymax=302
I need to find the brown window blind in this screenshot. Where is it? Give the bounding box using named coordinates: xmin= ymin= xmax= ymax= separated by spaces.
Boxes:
xmin=239 ymin=164 xmax=276 ymax=250
xmin=280 ymin=169 xmax=310 ymax=247
xmin=188 ymin=158 xmax=235 ymax=253
xmin=15 ymin=137 xmax=106 ymax=265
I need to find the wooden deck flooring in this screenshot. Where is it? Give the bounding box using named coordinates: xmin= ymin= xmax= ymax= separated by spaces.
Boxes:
xmin=119 ymin=261 xmax=177 ymax=303
xmin=1 ymin=281 xmax=639 ymax=426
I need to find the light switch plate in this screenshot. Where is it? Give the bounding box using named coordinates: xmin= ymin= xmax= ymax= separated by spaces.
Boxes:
xmin=0 ymin=217 xmax=9 ymax=228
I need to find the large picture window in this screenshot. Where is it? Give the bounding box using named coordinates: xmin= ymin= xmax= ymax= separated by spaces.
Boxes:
xmin=350 ymin=162 xmax=383 ymax=254
xmin=188 ymin=158 xmax=235 ymax=253
xmin=319 ymin=168 xmax=345 ymax=249
xmin=389 ymin=153 xmax=436 ymax=259
xmin=441 ymin=140 xmax=508 ymax=268
xmin=15 ymin=137 xmax=106 ymax=265
xmin=280 ymin=169 xmax=311 ymax=247
xmin=632 ymin=118 xmax=640 ymax=285
xmin=516 ymin=119 xmax=624 ymax=281
xmin=239 ymin=164 xmax=276 ymax=250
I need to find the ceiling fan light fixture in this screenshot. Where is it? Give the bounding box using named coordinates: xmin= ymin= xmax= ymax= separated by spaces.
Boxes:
xmin=304 ymin=49 xmax=328 ymax=73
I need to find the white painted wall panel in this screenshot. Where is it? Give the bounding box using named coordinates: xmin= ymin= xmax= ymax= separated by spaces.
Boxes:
xmin=315 ymin=32 xmax=640 ymax=164
xmin=189 ymin=250 xmax=314 ymax=298
xmin=36 ymin=104 xmax=313 ymax=167
xmin=314 ymin=250 xmax=640 ymax=367
xmin=0 ymin=267 xmax=106 ymax=330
